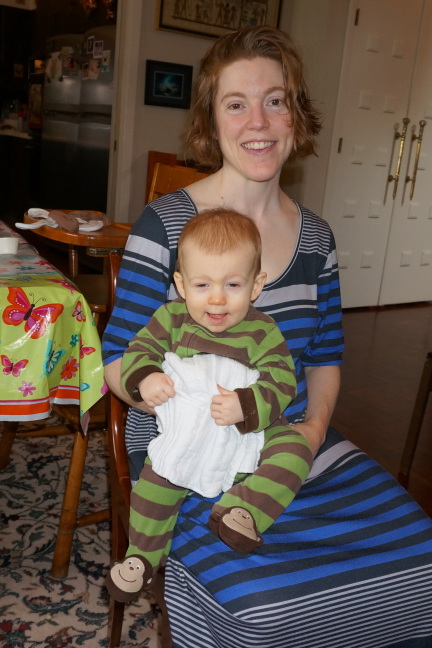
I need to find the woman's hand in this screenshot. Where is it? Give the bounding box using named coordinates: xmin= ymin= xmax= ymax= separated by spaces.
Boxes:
xmin=290 ymin=365 xmax=341 ymax=456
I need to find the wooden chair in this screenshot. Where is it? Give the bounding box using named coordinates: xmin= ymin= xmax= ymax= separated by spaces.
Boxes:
xmin=146 ymin=150 xmax=179 ymax=203
xmin=107 ymin=160 xmax=211 ymax=645
xmin=398 ymin=351 xmax=432 ymax=488
xmin=105 ymin=251 xmax=130 ymax=646
xmin=106 ymin=252 xmax=172 ymax=647
xmin=148 ymin=162 xmax=209 ymax=202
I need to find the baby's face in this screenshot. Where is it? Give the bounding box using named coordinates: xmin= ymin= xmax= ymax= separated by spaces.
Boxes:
xmin=174 ymin=242 xmax=265 ymax=333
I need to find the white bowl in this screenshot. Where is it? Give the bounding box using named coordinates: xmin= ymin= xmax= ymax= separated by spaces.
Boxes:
xmin=0 ymin=236 xmax=19 ymax=255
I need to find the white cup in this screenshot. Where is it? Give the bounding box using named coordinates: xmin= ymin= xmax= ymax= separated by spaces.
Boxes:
xmin=0 ymin=237 xmax=19 ymax=255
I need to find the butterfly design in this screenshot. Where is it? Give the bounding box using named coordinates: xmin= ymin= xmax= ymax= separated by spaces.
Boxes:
xmin=80 ymin=339 xmax=95 ymax=359
xmin=43 ymin=340 xmax=66 ymax=376
xmin=2 ymin=287 xmax=64 ymax=339
xmin=1 ymin=354 xmax=28 ymax=377
xmin=72 ymin=300 xmax=86 ymax=322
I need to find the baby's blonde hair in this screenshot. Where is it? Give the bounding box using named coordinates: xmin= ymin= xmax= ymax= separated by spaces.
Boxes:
xmin=178 ymin=208 xmax=261 ymax=275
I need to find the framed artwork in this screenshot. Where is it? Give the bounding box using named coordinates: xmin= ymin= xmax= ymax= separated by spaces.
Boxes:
xmin=145 ymin=60 xmax=193 ymax=109
xmin=156 ymin=0 xmax=281 ymax=39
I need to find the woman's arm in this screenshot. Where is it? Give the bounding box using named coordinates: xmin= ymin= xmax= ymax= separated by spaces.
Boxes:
xmin=104 ymin=357 xmax=156 ymax=414
xmin=291 ymin=364 xmax=341 ymax=456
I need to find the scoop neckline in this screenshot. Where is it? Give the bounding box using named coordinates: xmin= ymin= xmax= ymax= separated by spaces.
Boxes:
xmin=179 ymin=188 xmax=303 ymax=288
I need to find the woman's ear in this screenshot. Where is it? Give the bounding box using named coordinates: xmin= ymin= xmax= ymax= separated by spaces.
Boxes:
xmin=174 ymin=271 xmax=186 ymax=299
xmin=251 ymin=271 xmax=267 ymax=302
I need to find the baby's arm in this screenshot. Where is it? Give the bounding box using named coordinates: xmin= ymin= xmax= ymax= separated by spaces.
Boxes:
xmin=138 ymin=372 xmax=175 ymax=409
xmin=212 ymin=323 xmax=297 ymax=434
xmin=210 ymin=385 xmax=244 ymax=426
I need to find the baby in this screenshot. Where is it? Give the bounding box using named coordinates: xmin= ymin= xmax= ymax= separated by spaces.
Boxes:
xmin=106 ymin=208 xmax=313 ymax=602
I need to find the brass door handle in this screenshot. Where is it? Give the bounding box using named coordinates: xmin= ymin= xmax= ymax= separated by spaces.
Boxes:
xmin=388 ymin=117 xmax=410 ymax=199
xmin=405 ymin=119 xmax=427 ymax=200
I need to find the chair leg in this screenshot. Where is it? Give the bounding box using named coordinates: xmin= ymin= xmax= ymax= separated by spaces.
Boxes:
xmin=51 ymin=429 xmax=90 ymax=579
xmin=108 ymin=506 xmax=128 ymax=647
xmin=109 ymin=599 xmax=125 ymax=648
xmin=0 ymin=421 xmax=18 ymax=470
xmin=398 ymin=352 xmax=432 ymax=488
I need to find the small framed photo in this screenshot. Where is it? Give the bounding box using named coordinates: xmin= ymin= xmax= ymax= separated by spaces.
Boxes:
xmin=86 ymin=36 xmax=94 ymax=54
xmin=145 ymin=59 xmax=193 ymax=110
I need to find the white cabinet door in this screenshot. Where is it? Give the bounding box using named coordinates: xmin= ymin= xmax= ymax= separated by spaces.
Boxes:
xmin=378 ymin=0 xmax=432 ymax=305
xmin=322 ymin=0 xmax=425 ymax=308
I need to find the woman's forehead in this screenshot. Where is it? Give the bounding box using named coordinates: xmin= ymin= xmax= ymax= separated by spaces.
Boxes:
xmin=214 ymin=57 xmax=285 ymax=96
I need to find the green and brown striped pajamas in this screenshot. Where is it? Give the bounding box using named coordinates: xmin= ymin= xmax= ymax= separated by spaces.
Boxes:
xmin=121 ymin=298 xmax=313 ymax=566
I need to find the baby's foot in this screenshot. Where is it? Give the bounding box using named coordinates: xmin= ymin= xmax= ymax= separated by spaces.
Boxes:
xmin=105 ymin=554 xmax=153 ymax=603
xmin=209 ymin=506 xmax=263 ymax=553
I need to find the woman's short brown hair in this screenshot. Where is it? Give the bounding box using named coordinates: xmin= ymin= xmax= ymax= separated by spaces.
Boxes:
xmin=185 ymin=25 xmax=321 ymax=172
xmin=178 ymin=208 xmax=262 ymax=275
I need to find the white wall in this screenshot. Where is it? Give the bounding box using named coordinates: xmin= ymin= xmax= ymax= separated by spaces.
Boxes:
xmin=109 ymin=0 xmax=211 ymax=222
xmin=279 ymin=0 xmax=349 ymax=214
xmin=109 ymin=0 xmax=349 ymax=222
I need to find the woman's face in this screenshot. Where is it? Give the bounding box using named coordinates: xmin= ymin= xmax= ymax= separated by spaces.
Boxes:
xmin=213 ymin=57 xmax=294 ymax=183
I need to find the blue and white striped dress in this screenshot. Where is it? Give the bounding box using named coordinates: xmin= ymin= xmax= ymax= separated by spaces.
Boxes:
xmin=102 ymin=190 xmax=432 ymax=647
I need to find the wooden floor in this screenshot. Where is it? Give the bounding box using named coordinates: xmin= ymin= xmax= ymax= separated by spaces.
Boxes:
xmin=331 ymin=302 xmax=432 ymax=518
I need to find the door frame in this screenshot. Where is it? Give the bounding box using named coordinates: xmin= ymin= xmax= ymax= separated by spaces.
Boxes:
xmin=106 ymin=0 xmax=144 ymax=223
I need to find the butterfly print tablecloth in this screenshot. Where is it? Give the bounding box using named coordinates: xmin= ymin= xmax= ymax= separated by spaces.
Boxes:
xmin=0 ymin=221 xmax=106 ymax=431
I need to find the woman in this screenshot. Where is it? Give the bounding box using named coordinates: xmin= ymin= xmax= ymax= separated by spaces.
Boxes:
xmin=103 ymin=26 xmax=432 ymax=647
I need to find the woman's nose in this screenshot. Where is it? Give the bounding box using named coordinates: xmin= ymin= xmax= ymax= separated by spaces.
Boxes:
xmin=248 ymin=104 xmax=269 ymax=130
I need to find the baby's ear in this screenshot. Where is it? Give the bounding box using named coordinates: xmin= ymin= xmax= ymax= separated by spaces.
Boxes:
xmin=251 ymin=271 xmax=267 ymax=301
xmin=173 ymin=271 xmax=186 ymax=299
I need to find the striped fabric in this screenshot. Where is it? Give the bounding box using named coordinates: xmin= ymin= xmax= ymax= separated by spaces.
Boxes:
xmin=102 ymin=191 xmax=432 ymax=645
xmin=102 ymin=190 xmax=344 ymax=480
xmin=165 ymin=428 xmax=432 ymax=647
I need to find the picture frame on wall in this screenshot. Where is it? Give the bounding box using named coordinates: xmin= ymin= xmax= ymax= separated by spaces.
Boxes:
xmin=156 ymin=0 xmax=281 ymax=39
xmin=144 ymin=59 xmax=193 ymax=109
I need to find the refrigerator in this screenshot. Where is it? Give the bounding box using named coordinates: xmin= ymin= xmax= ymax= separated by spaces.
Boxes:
xmin=39 ymin=25 xmax=116 ymax=212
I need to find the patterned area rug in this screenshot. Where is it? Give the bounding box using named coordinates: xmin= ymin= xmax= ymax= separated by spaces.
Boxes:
xmin=0 ymin=416 xmax=160 ymax=647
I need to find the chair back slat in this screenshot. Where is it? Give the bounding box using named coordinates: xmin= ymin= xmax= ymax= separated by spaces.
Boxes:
xmin=148 ymin=162 xmax=209 ymax=202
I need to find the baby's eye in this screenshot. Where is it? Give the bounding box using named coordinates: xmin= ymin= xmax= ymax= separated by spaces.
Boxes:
xmin=227 ymin=282 xmax=240 ymax=288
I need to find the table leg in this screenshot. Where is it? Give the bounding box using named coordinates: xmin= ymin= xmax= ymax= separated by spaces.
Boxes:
xmin=68 ymin=243 xmax=79 ymax=279
xmin=0 ymin=421 xmax=18 ymax=470
xmin=51 ymin=429 xmax=89 ymax=579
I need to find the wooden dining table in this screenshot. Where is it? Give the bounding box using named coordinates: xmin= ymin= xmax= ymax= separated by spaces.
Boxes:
xmin=0 ymin=220 xmax=108 ymax=578
xmin=23 ymin=210 xmax=130 ymax=278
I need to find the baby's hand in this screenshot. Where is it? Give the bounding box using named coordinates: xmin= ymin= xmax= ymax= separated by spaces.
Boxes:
xmin=138 ymin=373 xmax=175 ymax=408
xmin=210 ymin=385 xmax=244 ymax=426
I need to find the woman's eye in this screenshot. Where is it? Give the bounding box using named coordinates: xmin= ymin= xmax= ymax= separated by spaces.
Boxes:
xmin=227 ymin=102 xmax=243 ymax=111
xmin=268 ymin=98 xmax=288 ymax=113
